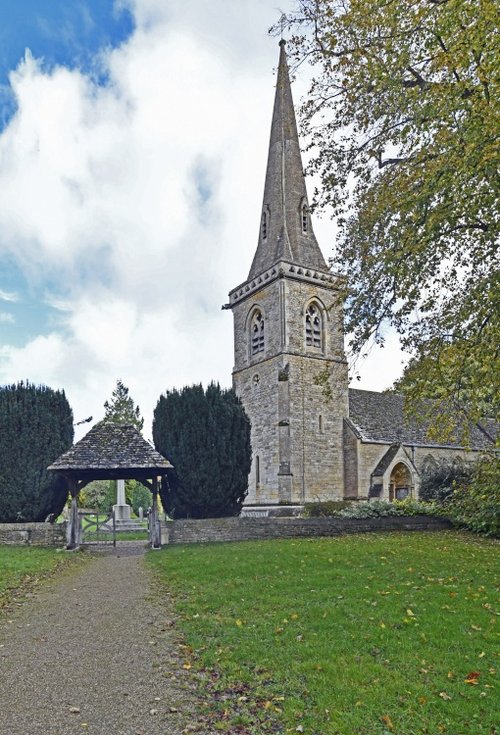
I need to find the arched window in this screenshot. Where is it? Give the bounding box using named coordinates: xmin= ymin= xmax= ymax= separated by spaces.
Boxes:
xmin=305 ymin=303 xmax=322 ymax=349
xmin=250 ymin=309 xmax=265 ymax=355
xmin=301 ymin=202 xmax=308 ymax=233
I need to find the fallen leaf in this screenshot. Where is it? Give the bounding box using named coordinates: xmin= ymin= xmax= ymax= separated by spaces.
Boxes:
xmin=381 ymin=714 xmax=394 ymax=730
xmin=465 ymin=671 xmax=481 ymax=684
xmin=439 ymin=692 xmax=452 ymax=701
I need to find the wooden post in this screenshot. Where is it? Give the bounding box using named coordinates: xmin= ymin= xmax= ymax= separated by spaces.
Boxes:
xmin=66 ymin=478 xmax=82 ymax=550
xmin=150 ymin=476 xmax=161 ymax=549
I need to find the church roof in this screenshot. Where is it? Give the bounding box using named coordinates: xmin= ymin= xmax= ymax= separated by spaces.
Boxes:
xmin=247 ymin=40 xmax=329 ymax=279
xmin=348 ymin=389 xmax=495 ymax=450
xmin=371 ymin=444 xmax=403 ymax=477
xmin=47 ymin=421 xmax=172 ymax=479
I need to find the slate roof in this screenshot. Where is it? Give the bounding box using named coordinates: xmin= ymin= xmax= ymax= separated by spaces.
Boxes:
xmin=371 ymin=445 xmax=403 ymax=477
xmin=348 ymin=389 xmax=495 ymax=450
xmin=48 ymin=421 xmax=172 ymax=476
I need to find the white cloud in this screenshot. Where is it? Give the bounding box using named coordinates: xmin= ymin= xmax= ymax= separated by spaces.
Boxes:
xmin=0 ymin=312 xmax=14 ymax=323
xmin=0 ymin=0 xmax=405 ymax=440
xmin=0 ymin=288 xmax=19 ymax=302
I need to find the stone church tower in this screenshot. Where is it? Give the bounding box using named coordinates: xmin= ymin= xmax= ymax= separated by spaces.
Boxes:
xmin=228 ymin=41 xmax=349 ymax=505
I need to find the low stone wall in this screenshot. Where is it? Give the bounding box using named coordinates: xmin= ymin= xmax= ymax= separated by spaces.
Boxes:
xmin=0 ymin=523 xmax=66 ymax=547
xmin=163 ymin=515 xmax=452 ymax=545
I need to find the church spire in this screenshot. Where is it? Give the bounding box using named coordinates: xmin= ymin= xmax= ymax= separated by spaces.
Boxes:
xmin=248 ymin=40 xmax=328 ymax=279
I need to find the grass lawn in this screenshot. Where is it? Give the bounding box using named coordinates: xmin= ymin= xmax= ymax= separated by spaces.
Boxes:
xmin=81 ymin=514 xmax=148 ymax=542
xmin=0 ymin=546 xmax=71 ymax=610
xmin=114 ymin=530 xmax=148 ymax=541
xmin=147 ymin=531 xmax=498 ymax=735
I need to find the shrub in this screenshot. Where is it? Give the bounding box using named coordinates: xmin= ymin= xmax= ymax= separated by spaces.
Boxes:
xmin=153 ymin=383 xmax=251 ymax=519
xmin=439 ymin=454 xmax=499 ymax=537
xmin=129 ymin=481 xmax=151 ymax=516
xmin=0 ymin=381 xmax=74 ymax=522
xmin=419 ymin=455 xmax=472 ymax=502
xmin=79 ymin=480 xmax=113 ymax=512
xmin=393 ymin=498 xmax=437 ymax=516
xmin=337 ymin=500 xmax=403 ymax=519
xmin=304 ymin=499 xmax=436 ymax=519
xmin=303 ymin=501 xmax=351 ymax=517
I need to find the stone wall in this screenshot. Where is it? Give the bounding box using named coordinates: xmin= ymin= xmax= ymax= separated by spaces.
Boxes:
xmin=0 ymin=523 xmax=66 ymax=546
xmin=164 ymin=515 xmax=451 ymax=545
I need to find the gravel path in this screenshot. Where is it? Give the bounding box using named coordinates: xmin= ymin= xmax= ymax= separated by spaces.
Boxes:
xmin=0 ymin=543 xmax=206 ymax=735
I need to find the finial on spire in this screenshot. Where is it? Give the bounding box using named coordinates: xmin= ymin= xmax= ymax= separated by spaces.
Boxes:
xmin=279 ymin=11 xmax=287 ymax=43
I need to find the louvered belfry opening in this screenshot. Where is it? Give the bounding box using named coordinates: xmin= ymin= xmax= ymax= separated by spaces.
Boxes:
xmin=251 ymin=310 xmax=265 ymax=354
xmin=305 ymin=304 xmax=322 ymax=348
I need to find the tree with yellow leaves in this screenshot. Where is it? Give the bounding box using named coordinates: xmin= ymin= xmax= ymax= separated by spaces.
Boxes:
xmin=280 ymin=0 xmax=499 ymax=436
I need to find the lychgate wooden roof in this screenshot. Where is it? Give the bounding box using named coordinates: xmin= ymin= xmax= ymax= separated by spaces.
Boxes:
xmin=47 ymin=421 xmax=172 ymax=485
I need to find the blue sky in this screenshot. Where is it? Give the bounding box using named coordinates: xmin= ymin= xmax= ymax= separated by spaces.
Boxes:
xmin=0 ymin=1 xmax=134 ymax=128
xmin=0 ymin=0 xmax=406 ymax=437
xmin=0 ymin=1 xmax=134 ymax=350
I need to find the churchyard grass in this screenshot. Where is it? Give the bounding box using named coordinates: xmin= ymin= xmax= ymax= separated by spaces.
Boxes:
xmin=114 ymin=530 xmax=148 ymax=541
xmin=0 ymin=546 xmax=70 ymax=609
xmin=147 ymin=531 xmax=498 ymax=735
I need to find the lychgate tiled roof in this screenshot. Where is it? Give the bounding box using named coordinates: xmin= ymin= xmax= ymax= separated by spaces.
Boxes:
xmin=348 ymin=389 xmax=495 ymax=450
xmin=48 ymin=421 xmax=172 ymax=473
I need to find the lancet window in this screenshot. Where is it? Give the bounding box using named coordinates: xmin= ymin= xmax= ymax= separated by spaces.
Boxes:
xmin=305 ymin=303 xmax=322 ymax=349
xmin=301 ymin=202 xmax=308 ymax=233
xmin=261 ymin=207 xmax=269 ymax=241
xmin=250 ymin=309 xmax=265 ymax=355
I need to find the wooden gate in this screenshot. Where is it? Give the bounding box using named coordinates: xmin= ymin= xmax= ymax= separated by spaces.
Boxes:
xmin=79 ymin=510 xmax=116 ymax=546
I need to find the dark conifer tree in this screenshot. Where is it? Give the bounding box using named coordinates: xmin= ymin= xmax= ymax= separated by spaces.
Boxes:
xmin=103 ymin=379 xmax=144 ymax=432
xmin=0 ymin=382 xmax=74 ymax=522
xmin=153 ymin=383 xmax=251 ymax=518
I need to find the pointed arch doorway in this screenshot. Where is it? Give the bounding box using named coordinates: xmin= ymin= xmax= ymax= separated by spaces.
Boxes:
xmin=389 ymin=462 xmax=414 ymax=501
